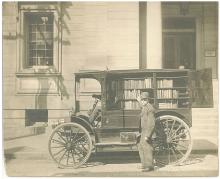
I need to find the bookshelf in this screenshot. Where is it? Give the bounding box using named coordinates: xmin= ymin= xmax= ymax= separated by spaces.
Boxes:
xmin=118 ymin=73 xmax=190 ymax=110
xmin=106 ymin=73 xmax=190 ymax=110
xmin=105 ymin=69 xmax=213 ymax=110
xmin=112 ymin=77 xmax=154 ymax=110
xmin=156 ymin=72 xmax=190 ymax=109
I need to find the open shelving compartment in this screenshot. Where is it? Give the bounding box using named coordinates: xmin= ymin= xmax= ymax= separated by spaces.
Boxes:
xmin=107 ymin=69 xmax=212 ymax=110
xmin=112 ymin=72 xmax=155 ymax=110
xmin=155 ymin=71 xmax=190 ymax=109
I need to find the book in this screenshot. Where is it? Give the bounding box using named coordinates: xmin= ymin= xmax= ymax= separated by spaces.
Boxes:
xmin=124 ymin=78 xmax=152 ymax=89
xmin=157 ymin=89 xmax=178 ymax=99
xmin=157 ymin=79 xmax=173 ymax=88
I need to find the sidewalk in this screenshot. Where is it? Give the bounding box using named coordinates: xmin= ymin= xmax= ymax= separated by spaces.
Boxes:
xmin=4 ymin=128 xmax=53 ymax=161
xmin=5 ymin=155 xmax=219 ymax=177
xmin=4 ymin=127 xmax=218 ymax=162
xmin=4 ymin=128 xmax=218 ymax=177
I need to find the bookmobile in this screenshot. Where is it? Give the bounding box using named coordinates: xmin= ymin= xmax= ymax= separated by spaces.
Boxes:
xmin=48 ymin=68 xmax=213 ymax=168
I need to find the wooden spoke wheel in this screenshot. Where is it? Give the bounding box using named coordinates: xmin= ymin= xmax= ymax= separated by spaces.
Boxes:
xmin=153 ymin=115 xmax=192 ymax=166
xmin=48 ymin=123 xmax=92 ymax=168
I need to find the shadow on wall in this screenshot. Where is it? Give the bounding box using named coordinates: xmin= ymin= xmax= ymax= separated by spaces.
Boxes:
xmin=55 ymin=2 xmax=72 ymax=35
xmin=3 ymin=2 xmax=73 ymax=108
xmin=3 ymin=2 xmax=72 ymax=46
xmin=34 ymin=67 xmax=70 ymax=109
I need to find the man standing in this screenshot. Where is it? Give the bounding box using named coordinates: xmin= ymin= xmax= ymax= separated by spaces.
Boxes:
xmin=136 ymin=91 xmax=155 ymax=172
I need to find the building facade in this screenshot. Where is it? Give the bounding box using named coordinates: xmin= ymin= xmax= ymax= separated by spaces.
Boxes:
xmin=3 ymin=2 xmax=218 ymax=141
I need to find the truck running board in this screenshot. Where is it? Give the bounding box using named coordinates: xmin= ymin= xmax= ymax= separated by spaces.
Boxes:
xmin=95 ymin=142 xmax=136 ymax=147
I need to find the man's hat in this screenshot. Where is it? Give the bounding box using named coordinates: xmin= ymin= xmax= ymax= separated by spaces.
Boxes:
xmin=141 ymin=92 xmax=150 ymax=99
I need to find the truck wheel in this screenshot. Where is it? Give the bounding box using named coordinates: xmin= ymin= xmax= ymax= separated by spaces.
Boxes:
xmin=48 ymin=122 xmax=92 ymax=168
xmin=153 ymin=115 xmax=192 ymax=166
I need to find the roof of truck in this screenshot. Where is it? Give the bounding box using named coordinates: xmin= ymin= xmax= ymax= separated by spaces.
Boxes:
xmin=75 ymin=68 xmax=190 ymax=74
xmin=75 ymin=68 xmax=190 ymax=77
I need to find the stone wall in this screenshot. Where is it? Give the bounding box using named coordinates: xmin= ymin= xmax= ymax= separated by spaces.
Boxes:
xmin=3 ymin=2 xmax=139 ymax=139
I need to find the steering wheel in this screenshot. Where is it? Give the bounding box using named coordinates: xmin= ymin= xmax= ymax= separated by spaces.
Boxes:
xmin=92 ymin=94 xmax=101 ymax=100
xmin=90 ymin=94 xmax=102 ymax=128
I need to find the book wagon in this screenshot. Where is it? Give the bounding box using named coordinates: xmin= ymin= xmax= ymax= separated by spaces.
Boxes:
xmin=48 ymin=68 xmax=213 ymax=168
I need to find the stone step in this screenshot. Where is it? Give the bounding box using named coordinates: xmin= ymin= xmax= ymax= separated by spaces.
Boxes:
xmin=192 ymin=118 xmax=219 ymax=127
xmin=191 ymin=129 xmax=218 ymax=138
xmin=191 ymin=122 xmax=217 ymax=127
xmin=192 ymin=118 xmax=218 ymax=123
xmin=192 ymin=117 xmax=218 ymax=122
xmin=192 ymin=116 xmax=218 ymax=121
xmin=192 ymin=124 xmax=218 ymax=129
xmin=192 ymin=113 xmax=218 ymax=117
xmin=192 ymin=112 xmax=218 ymax=118
xmin=191 ymin=130 xmax=217 ymax=137
xmin=192 ymin=108 xmax=218 ymax=112
xmin=191 ymin=124 xmax=218 ymax=130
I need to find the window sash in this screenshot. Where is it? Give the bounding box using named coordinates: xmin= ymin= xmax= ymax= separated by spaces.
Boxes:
xmin=25 ymin=13 xmax=54 ymax=67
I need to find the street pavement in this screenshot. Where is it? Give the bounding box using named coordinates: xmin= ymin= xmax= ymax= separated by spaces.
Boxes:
xmin=4 ymin=152 xmax=218 ymax=177
xmin=3 ymin=129 xmax=219 ymax=177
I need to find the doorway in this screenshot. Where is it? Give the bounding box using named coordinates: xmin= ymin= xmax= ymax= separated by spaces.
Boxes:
xmin=162 ymin=17 xmax=196 ymax=69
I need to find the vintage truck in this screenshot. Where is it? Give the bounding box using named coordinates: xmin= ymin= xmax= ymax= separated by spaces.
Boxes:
xmin=48 ymin=68 xmax=213 ymax=168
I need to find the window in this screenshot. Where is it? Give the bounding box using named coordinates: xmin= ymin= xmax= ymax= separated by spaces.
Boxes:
xmin=163 ymin=17 xmax=195 ymax=29
xmin=24 ymin=13 xmax=54 ymax=67
xmin=162 ymin=17 xmax=196 ymax=69
xmin=16 ymin=4 xmax=61 ymax=95
xmin=17 ymin=4 xmax=61 ymax=73
xmin=25 ymin=109 xmax=48 ymax=126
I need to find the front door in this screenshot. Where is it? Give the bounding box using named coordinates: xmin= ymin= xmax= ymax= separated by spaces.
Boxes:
xmin=162 ymin=17 xmax=196 ymax=69
xmin=163 ymin=33 xmax=196 ymax=69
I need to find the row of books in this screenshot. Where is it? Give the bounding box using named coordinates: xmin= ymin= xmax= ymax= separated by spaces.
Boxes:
xmin=124 ymin=101 xmax=140 ymax=110
xmin=157 ymin=79 xmax=173 ymax=88
xmin=178 ymin=91 xmax=189 ymax=98
xmin=158 ymin=102 xmax=178 ymax=109
xmin=123 ymin=78 xmax=152 ymax=89
xmin=124 ymin=89 xmax=141 ymax=100
xmin=157 ymin=90 xmax=178 ymax=99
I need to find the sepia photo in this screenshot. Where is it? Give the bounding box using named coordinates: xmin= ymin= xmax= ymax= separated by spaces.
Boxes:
xmin=2 ymin=1 xmax=218 ymax=177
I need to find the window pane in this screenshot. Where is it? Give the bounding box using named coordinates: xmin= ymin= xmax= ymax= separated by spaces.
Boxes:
xmin=163 ymin=17 xmax=195 ymax=29
xmin=26 ymin=13 xmax=54 ymax=66
xmin=46 ymin=50 xmax=53 ymax=57
xmin=46 ymin=25 xmax=53 ymax=31
xmin=36 ymin=43 xmax=46 ymax=50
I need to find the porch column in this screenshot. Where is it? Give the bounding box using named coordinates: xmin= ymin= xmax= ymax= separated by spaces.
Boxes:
xmin=146 ymin=2 xmax=162 ymax=69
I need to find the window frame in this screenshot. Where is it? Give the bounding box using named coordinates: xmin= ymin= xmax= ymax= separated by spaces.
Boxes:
xmin=162 ymin=17 xmax=196 ymax=70
xmin=17 ymin=5 xmax=61 ymax=74
xmin=24 ymin=12 xmax=54 ymax=67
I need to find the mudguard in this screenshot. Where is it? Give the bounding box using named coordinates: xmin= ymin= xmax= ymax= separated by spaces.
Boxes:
xmin=71 ymin=115 xmax=95 ymax=134
xmin=155 ymin=110 xmax=191 ymax=127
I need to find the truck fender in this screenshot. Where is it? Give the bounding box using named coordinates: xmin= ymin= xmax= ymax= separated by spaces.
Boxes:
xmin=155 ymin=110 xmax=191 ymax=127
xmin=71 ymin=115 xmax=95 ymax=134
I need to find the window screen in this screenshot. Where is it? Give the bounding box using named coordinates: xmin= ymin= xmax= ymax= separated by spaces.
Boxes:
xmin=25 ymin=13 xmax=54 ymax=66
